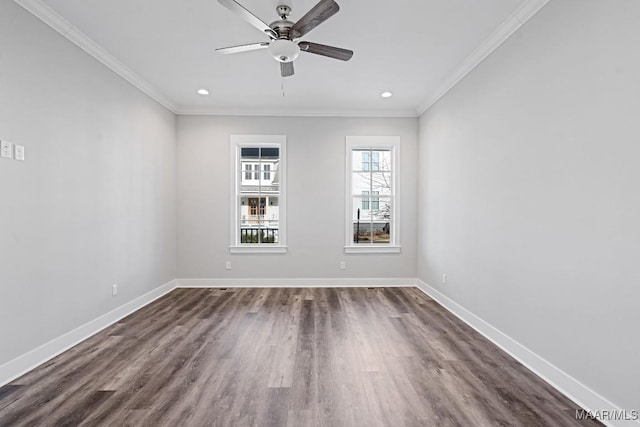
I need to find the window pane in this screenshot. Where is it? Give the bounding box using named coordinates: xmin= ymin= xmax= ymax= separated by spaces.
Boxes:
xmin=362 ymin=151 xmax=370 ymax=171
xmin=352 ymin=197 xmax=371 ymax=221
xmin=240 ymin=228 xmax=259 ymax=243
xmin=374 ymin=150 xmax=391 ymax=171
xmin=260 ymin=225 xmax=278 ymax=243
xmin=371 ymin=152 xmax=380 ymax=171
xmin=241 ymin=147 xmax=259 ymax=157
xmin=372 ymin=198 xmax=391 ymax=243
xmin=352 ymin=197 xmax=373 ymax=243
xmin=372 ymin=198 xmax=391 ymax=221
xmin=370 ymin=172 xmax=392 ymax=196
xmin=352 ymin=149 xmax=369 ymax=172
xmin=372 ymin=222 xmax=390 ymax=243
xmin=352 ymin=172 xmax=371 ymax=195
xmin=352 ymin=199 xmax=372 ymax=243
xmin=260 ymin=147 xmax=279 ymax=158
xmin=352 ymin=221 xmax=372 ymax=244
xmin=240 ymin=226 xmax=279 ymax=243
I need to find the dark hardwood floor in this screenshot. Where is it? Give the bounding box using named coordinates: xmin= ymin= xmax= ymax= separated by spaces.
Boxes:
xmin=0 ymin=287 xmax=601 ymax=426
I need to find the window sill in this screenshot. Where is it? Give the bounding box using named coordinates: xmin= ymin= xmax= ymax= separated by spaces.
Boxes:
xmin=229 ymin=245 xmax=287 ymax=254
xmin=344 ymin=245 xmax=401 ymax=254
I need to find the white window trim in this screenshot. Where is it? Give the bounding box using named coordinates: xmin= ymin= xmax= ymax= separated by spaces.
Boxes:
xmin=230 ymin=135 xmax=287 ymax=254
xmin=345 ymin=136 xmax=401 ymax=254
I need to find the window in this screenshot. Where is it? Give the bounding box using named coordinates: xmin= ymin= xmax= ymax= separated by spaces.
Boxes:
xmin=362 ymin=152 xmax=370 ymax=171
xmin=372 ymin=191 xmax=380 ymax=210
xmin=362 ymin=191 xmax=370 ymax=210
xmin=231 ymin=135 xmax=286 ymax=253
xmin=248 ymin=197 xmax=266 ymax=216
xmin=345 ymin=136 xmax=400 ymax=253
xmin=372 ymin=152 xmax=380 ymax=171
xmin=363 ymin=152 xmax=380 ymax=171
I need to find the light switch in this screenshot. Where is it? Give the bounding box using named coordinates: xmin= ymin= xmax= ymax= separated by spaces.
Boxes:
xmin=14 ymin=144 xmax=25 ymax=161
xmin=1 ymin=140 xmax=13 ymax=159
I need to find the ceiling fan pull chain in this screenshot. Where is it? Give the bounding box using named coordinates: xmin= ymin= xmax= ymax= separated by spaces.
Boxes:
xmin=281 ymin=78 xmax=286 ymax=97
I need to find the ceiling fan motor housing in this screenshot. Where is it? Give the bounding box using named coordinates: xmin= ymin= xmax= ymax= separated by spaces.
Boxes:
xmin=270 ymin=18 xmax=294 ymax=40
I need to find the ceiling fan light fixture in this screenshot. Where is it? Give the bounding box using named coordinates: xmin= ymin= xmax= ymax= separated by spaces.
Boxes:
xmin=381 ymin=91 xmax=393 ymax=98
xmin=197 ymin=89 xmax=210 ymax=95
xmin=269 ymin=39 xmax=300 ymax=63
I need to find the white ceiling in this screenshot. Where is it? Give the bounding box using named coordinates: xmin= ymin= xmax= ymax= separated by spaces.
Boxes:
xmin=21 ymin=0 xmax=546 ymax=116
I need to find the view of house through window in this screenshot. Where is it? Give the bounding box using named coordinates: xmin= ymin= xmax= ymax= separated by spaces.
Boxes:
xmin=239 ymin=146 xmax=280 ymax=244
xmin=351 ymin=147 xmax=393 ymax=244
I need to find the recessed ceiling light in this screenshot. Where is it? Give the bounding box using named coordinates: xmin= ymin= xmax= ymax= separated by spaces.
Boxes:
xmin=381 ymin=91 xmax=393 ymax=98
xmin=197 ymin=89 xmax=210 ymax=95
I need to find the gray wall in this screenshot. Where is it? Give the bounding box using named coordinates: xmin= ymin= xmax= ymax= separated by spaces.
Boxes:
xmin=418 ymin=0 xmax=640 ymax=411
xmin=0 ymin=2 xmax=176 ymax=365
xmin=177 ymin=115 xmax=418 ymax=279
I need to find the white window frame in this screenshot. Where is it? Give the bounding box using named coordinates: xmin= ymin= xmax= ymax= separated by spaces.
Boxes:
xmin=230 ymin=135 xmax=287 ymax=254
xmin=345 ymin=136 xmax=400 ymax=254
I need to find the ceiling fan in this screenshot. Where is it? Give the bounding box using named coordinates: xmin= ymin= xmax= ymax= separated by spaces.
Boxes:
xmin=216 ymin=0 xmax=353 ymax=77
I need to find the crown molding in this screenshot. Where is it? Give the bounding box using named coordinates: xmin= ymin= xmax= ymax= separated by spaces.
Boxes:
xmin=417 ymin=0 xmax=551 ymax=116
xmin=14 ymin=0 xmax=416 ymax=119
xmin=174 ymin=106 xmax=419 ymax=118
xmin=15 ymin=0 xmax=549 ymax=119
xmin=14 ymin=0 xmax=178 ymax=113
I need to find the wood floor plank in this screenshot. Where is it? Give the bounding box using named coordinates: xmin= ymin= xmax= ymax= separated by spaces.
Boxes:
xmin=0 ymin=287 xmax=603 ymax=426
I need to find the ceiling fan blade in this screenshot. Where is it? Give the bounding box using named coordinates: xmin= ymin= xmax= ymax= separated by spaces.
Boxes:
xmin=298 ymin=41 xmax=353 ymax=61
xmin=280 ymin=62 xmax=295 ymax=77
xmin=291 ymin=0 xmax=339 ymax=38
xmin=217 ymin=0 xmax=277 ymax=39
xmin=216 ymin=42 xmax=270 ymax=55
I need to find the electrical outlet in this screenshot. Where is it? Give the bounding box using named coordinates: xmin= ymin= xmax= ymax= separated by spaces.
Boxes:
xmin=442 ymin=274 xmax=447 ymax=284
xmin=225 ymin=261 xmax=231 ymax=270
xmin=1 ymin=140 xmax=13 ymax=159
xmin=14 ymin=144 xmax=25 ymax=161
xmin=112 ymin=284 xmax=118 ymax=296
xmin=340 ymin=261 xmax=346 ymax=270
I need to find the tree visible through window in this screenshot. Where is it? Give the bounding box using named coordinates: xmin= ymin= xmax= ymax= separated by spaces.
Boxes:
xmin=352 ymin=148 xmax=392 ymax=243
xmin=346 ymin=136 xmax=399 ymax=252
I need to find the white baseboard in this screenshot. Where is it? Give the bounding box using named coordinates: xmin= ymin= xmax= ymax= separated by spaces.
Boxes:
xmin=0 ymin=279 xmax=177 ymax=388
xmin=2 ymin=277 xmax=634 ymax=426
xmin=176 ymin=277 xmax=416 ymax=288
xmin=415 ymin=280 xmax=638 ymax=427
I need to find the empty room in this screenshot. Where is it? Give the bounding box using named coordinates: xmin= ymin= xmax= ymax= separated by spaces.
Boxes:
xmin=1 ymin=0 xmax=638 ymax=425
